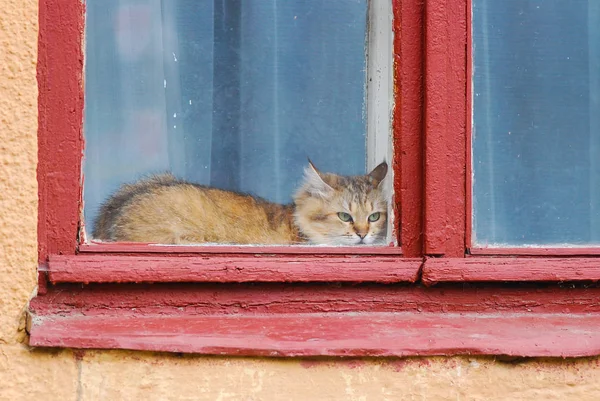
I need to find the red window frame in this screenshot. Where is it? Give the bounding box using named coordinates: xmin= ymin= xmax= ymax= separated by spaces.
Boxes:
xmin=28 ymin=0 xmax=600 ymax=357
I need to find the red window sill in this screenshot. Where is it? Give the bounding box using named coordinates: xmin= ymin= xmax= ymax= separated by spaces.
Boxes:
xmin=28 ymin=278 xmax=600 ymax=357
xmin=28 ymin=311 xmax=600 ymax=357
xmin=46 ymin=252 xmax=420 ymax=284
xmin=79 ymin=243 xmax=406 ymax=255
xmin=423 ymin=257 xmax=600 ymax=284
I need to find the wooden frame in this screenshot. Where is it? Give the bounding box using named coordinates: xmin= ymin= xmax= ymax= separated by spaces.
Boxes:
xmin=29 ymin=284 xmax=600 ymax=357
xmin=47 ymin=254 xmax=420 ymax=284
xmin=28 ymin=0 xmax=600 ymax=357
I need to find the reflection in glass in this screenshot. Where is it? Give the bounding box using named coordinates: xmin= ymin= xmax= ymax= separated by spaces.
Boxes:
xmin=472 ymin=0 xmax=600 ymax=245
xmin=84 ymin=0 xmax=368 ymax=234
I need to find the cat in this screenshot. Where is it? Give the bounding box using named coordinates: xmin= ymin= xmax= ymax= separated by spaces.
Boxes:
xmin=92 ymin=161 xmax=388 ymax=246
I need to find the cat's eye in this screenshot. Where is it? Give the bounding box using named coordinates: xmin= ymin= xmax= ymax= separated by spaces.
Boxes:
xmin=368 ymin=212 xmax=380 ymax=222
xmin=337 ymin=212 xmax=353 ymax=222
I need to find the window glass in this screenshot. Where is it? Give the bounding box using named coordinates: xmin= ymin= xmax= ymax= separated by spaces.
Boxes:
xmin=84 ymin=0 xmax=369 ymax=238
xmin=472 ymin=0 xmax=600 ymax=246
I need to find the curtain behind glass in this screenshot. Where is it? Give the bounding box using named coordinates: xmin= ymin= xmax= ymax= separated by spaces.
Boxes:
xmin=472 ymin=0 xmax=600 ymax=245
xmin=84 ymin=0 xmax=368 ymax=235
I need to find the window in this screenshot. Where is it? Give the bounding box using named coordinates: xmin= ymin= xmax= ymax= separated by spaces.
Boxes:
xmin=472 ymin=0 xmax=600 ymax=247
xmin=82 ymin=0 xmax=394 ymax=246
xmin=28 ymin=0 xmax=600 ymax=358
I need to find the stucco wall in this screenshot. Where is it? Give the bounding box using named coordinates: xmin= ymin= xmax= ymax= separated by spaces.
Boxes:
xmin=1 ymin=1 xmax=600 ymax=400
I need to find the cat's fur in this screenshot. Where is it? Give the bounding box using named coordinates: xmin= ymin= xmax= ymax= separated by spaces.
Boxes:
xmin=93 ymin=161 xmax=388 ymax=245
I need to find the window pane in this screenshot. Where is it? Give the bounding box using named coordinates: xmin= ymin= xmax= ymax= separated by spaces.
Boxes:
xmin=84 ymin=0 xmax=368 ymax=237
xmin=472 ymin=0 xmax=600 ymax=246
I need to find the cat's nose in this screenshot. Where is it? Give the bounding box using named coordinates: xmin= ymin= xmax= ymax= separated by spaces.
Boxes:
xmin=357 ymin=232 xmax=367 ymax=239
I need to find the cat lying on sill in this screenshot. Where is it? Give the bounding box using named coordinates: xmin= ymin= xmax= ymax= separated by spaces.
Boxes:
xmin=93 ymin=160 xmax=388 ymax=246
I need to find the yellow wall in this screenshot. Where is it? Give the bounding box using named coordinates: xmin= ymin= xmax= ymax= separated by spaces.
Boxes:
xmin=1 ymin=1 xmax=600 ymax=400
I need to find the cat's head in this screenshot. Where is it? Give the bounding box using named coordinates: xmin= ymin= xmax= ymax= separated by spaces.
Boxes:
xmin=293 ymin=161 xmax=388 ymax=245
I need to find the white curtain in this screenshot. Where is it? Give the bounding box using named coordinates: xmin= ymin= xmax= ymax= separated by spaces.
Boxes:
xmin=84 ymin=0 xmax=368 ymax=234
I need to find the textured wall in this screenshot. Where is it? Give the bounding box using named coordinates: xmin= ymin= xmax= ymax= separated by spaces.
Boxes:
xmin=0 ymin=0 xmax=39 ymax=344
xmin=1 ymin=1 xmax=600 ymax=400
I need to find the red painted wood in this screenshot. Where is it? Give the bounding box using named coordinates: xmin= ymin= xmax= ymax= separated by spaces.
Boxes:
xmin=29 ymin=280 xmax=600 ymax=356
xmin=424 ymin=0 xmax=448 ymax=255
xmin=423 ymin=257 xmax=600 ymax=285
xmin=470 ymin=248 xmax=600 ymax=257
xmin=48 ymin=254 xmax=422 ymax=284
xmin=80 ymin=243 xmax=403 ymax=255
xmin=37 ymin=0 xmax=85 ymax=264
xmin=423 ymin=0 xmax=467 ymax=257
xmin=28 ymin=311 xmax=600 ymax=357
xmin=442 ymin=0 xmax=467 ymax=256
xmin=393 ymin=0 xmax=424 ymax=257
xmin=29 ymin=284 xmax=600 ymax=316
xmin=37 ymin=267 xmax=48 ymax=296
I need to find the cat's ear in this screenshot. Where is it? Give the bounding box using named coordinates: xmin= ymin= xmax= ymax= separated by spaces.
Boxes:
xmin=303 ymin=159 xmax=334 ymax=198
xmin=368 ymin=161 xmax=388 ymax=187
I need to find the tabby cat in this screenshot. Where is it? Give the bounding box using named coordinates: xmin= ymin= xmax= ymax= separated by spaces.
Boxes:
xmin=93 ymin=161 xmax=388 ymax=245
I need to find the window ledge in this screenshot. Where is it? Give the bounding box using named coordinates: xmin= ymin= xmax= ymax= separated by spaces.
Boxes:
xmin=47 ymin=254 xmax=420 ymax=284
xmin=28 ymin=310 xmax=600 ymax=357
xmin=28 ymin=282 xmax=600 ymax=357
xmin=423 ymin=257 xmax=600 ymax=285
